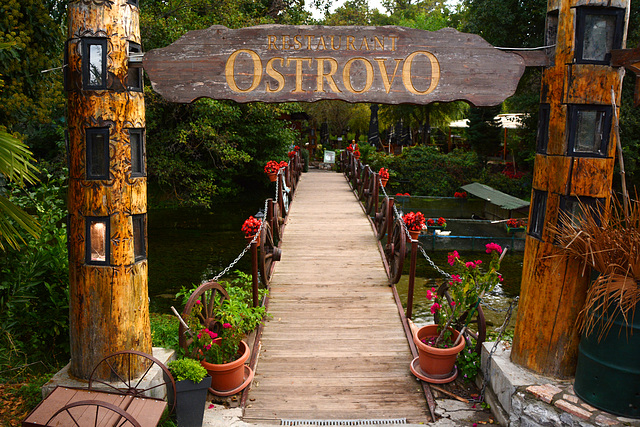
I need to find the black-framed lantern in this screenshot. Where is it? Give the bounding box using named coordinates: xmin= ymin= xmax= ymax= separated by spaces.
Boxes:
xmin=559 ymin=195 xmax=604 ymax=228
xmin=528 ymin=190 xmax=548 ymax=240
xmin=574 ymin=7 xmax=625 ymax=65
xmin=81 ymin=38 xmax=108 ymax=90
xmin=127 ymin=41 xmax=143 ymax=92
xmin=86 ymin=127 xmax=110 ymax=180
xmin=86 ymin=216 xmax=110 ymax=265
xmin=536 ymin=103 xmax=550 ymax=154
xmin=129 ymin=128 xmax=145 ymax=177
xmin=132 ymin=214 xmax=146 ymax=261
xmin=567 ymin=104 xmax=612 ymax=157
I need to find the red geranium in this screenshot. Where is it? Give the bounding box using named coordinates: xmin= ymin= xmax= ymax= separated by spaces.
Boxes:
xmin=427 ymin=218 xmax=435 ymax=226
xmin=264 ymin=160 xmax=280 ymax=174
xmin=288 ymin=151 xmax=296 ymax=159
xmin=454 ymin=191 xmax=467 ymax=198
xmin=437 ymin=217 xmax=447 ymax=227
xmin=403 ymin=211 xmax=425 ymax=231
xmin=379 ymin=168 xmax=389 ymax=179
xmin=241 ymin=216 xmax=262 ymax=238
xmin=278 ymin=161 xmax=288 ymax=170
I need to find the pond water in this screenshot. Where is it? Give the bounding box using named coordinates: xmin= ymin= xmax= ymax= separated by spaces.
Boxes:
xmin=147 ymin=190 xmax=270 ymax=314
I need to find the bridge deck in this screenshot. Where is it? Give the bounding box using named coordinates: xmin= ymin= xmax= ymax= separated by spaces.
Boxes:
xmin=243 ymin=170 xmax=428 ymax=424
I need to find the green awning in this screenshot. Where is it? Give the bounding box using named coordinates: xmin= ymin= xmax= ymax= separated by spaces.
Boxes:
xmin=460 ymin=182 xmax=530 ymax=211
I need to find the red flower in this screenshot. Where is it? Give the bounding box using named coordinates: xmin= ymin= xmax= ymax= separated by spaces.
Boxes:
xmin=437 ymin=217 xmax=446 ymax=226
xmin=264 ymin=160 xmax=280 ymax=174
xmin=454 ymin=191 xmax=467 ymax=198
xmin=379 ymin=167 xmax=389 ymax=179
xmin=288 ymin=151 xmax=295 ymax=158
xmin=403 ymin=211 xmax=425 ymax=231
xmin=427 ymin=218 xmax=435 ymax=226
xmin=241 ymin=216 xmax=262 ymax=237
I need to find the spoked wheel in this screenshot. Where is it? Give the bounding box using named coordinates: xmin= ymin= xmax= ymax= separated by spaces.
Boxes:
xmin=375 ymin=197 xmax=391 ymax=240
xmin=365 ymin=174 xmax=379 ymax=216
xmin=435 ymin=284 xmax=487 ymax=354
xmin=268 ymin=199 xmax=283 ymax=241
xmin=178 ymin=281 xmax=230 ymax=355
xmin=278 ymin=174 xmax=290 ymax=216
xmin=359 ymin=166 xmax=372 ymax=201
xmin=46 ymin=400 xmax=141 ymax=427
xmin=259 ymin=222 xmax=282 ymax=286
xmin=385 ymin=218 xmax=407 ymax=285
xmin=88 ymin=350 xmax=176 ymax=414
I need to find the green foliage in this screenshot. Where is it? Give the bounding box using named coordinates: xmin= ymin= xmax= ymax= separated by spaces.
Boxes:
xmin=467 ymin=105 xmax=503 ymax=164
xmin=168 ymin=358 xmax=208 ymax=383
xmin=150 ymin=313 xmax=180 ymax=350
xmin=456 ymin=347 xmax=481 ymax=382
xmin=0 ymin=170 xmax=69 ymax=369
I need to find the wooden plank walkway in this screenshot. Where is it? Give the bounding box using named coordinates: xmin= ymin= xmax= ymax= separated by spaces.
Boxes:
xmin=243 ymin=170 xmax=428 ymax=424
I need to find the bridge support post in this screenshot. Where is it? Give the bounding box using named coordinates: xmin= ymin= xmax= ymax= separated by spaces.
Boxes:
xmin=66 ymin=0 xmax=151 ymax=379
xmin=511 ymin=0 xmax=629 ymax=377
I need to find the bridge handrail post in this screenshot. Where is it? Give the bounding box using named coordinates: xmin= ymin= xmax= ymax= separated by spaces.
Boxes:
xmin=406 ymin=238 xmax=418 ymax=319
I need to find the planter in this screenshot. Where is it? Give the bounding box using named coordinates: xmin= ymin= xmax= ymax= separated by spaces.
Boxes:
xmin=267 ymin=172 xmax=277 ymax=182
xmin=413 ymin=324 xmax=465 ymax=383
xmin=174 ymin=376 xmax=211 ymax=427
xmin=506 ymin=225 xmax=525 ymax=234
xmin=380 ymin=177 xmax=388 ymax=187
xmin=574 ymin=306 xmax=640 ymax=418
xmin=200 ymin=341 xmax=250 ymax=392
xmin=245 ymin=234 xmax=260 ymax=245
xmin=408 ymin=230 xmax=421 ymax=241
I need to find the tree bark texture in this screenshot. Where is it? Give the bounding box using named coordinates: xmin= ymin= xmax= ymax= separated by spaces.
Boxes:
xmin=67 ymin=0 xmax=151 ymax=380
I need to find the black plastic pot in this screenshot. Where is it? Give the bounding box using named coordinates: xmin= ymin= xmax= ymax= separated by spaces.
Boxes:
xmin=174 ymin=376 xmax=211 ymax=427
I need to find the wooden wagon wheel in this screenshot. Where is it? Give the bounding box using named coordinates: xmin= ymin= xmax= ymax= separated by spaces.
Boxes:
xmin=358 ymin=166 xmax=372 ymax=201
xmin=385 ymin=217 xmax=407 ymax=284
xmin=267 ymin=198 xmax=283 ymax=241
xmin=46 ymin=400 xmax=141 ymax=427
xmin=365 ymin=173 xmax=379 ymax=216
xmin=435 ymin=284 xmax=487 ymax=354
xmin=278 ymin=173 xmax=290 ymax=216
xmin=88 ymin=350 xmax=176 ymax=414
xmin=259 ymin=222 xmax=282 ymax=286
xmin=375 ymin=197 xmax=391 ymax=240
xmin=178 ymin=281 xmax=230 ymax=355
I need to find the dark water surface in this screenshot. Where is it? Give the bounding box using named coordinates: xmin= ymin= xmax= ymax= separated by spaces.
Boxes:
xmin=147 ymin=190 xmax=270 ymax=314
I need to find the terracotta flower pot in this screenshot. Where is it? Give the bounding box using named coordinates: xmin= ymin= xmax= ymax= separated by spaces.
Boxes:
xmin=200 ymin=341 xmax=250 ymax=392
xmin=380 ymin=177 xmax=388 ymax=187
xmin=267 ymin=172 xmax=277 ymax=182
xmin=408 ymin=229 xmax=420 ymax=241
xmin=413 ymin=324 xmax=465 ymax=379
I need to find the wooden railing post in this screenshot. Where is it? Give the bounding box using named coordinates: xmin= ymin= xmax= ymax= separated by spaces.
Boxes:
xmin=406 ymin=238 xmax=418 ymax=320
xmin=251 ymin=239 xmax=259 ymax=308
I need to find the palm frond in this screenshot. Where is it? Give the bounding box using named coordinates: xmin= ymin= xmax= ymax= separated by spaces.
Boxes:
xmin=0 ymin=130 xmax=39 ymax=186
xmin=0 ymin=194 xmax=41 ymax=251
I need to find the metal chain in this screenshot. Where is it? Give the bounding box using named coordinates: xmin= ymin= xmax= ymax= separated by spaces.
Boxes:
xmin=417 ymin=244 xmax=452 ymax=279
xmin=209 ymin=182 xmax=272 ymax=283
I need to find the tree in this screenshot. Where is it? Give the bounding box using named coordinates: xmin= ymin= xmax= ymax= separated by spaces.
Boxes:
xmin=466 ymin=105 xmax=503 ymax=164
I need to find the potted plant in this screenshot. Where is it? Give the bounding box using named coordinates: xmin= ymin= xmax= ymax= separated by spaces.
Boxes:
xmin=183 ymin=283 xmax=266 ymax=393
xmin=413 ymin=243 xmax=504 ymax=383
xmin=403 ymin=211 xmax=425 ymax=240
xmin=167 ymin=358 xmax=210 ymax=427
xmin=506 ymin=218 xmax=525 ymax=233
xmin=241 ymin=216 xmax=262 ymax=243
xmin=552 ymin=197 xmax=640 ymax=417
xmin=378 ymin=167 xmax=389 ymax=187
xmin=264 ymin=160 xmax=280 ymax=182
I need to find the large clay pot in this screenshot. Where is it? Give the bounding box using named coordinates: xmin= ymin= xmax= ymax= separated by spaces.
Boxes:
xmin=408 ymin=230 xmax=420 ymax=241
xmin=413 ymin=324 xmax=465 ymax=378
xmin=200 ymin=341 xmax=250 ymax=392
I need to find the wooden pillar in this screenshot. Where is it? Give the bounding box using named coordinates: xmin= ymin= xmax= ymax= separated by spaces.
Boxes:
xmin=67 ymin=0 xmax=151 ymax=379
xmin=511 ymin=0 xmax=629 ymax=377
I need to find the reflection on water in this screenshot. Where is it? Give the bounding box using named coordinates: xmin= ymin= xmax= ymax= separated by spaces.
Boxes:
xmin=395 ymin=249 xmax=521 ymax=334
xmin=148 ymin=191 xmax=270 ymax=314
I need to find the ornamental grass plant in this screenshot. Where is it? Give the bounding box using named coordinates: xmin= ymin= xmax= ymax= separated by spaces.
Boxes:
xmin=551 ymin=196 xmax=640 ymax=340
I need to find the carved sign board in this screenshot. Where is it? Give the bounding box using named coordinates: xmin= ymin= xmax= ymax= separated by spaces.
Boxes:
xmin=143 ymin=25 xmax=526 ymax=106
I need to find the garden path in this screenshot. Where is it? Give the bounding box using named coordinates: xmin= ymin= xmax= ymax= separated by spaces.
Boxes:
xmin=243 ymin=169 xmax=429 ymax=424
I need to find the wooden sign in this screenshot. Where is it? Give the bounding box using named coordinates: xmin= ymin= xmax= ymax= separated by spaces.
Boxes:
xmin=143 ymin=25 xmax=526 ymax=106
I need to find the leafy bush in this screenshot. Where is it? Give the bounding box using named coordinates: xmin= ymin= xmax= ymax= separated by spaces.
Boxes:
xmin=150 ymin=313 xmax=180 ymax=350
xmin=168 ymin=358 xmax=207 ymax=383
xmin=0 ymin=170 xmax=69 ymax=371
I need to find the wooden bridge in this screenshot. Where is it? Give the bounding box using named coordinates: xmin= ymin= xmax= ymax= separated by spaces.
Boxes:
xmin=243 ymin=169 xmax=430 ymax=424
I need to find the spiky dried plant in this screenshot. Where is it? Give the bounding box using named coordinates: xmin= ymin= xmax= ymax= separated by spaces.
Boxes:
xmin=551 ymin=196 xmax=640 ymax=341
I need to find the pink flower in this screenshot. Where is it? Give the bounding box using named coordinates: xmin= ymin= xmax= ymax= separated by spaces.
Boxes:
xmin=208 ymin=404 xmax=215 ymax=409
xmin=451 ymin=274 xmax=462 ymax=283
xmin=448 ymin=250 xmax=459 ymax=266
xmin=426 ymin=290 xmax=434 ymax=300
xmin=475 ymin=260 xmax=482 ymax=266
xmin=223 ymin=323 xmax=232 ymax=329
xmin=485 ymin=242 xmax=503 ymax=254
xmin=498 ymin=274 xmax=504 ymax=282
xmin=430 ymin=302 xmax=441 ymax=314
xmin=195 ymin=300 xmax=202 ymax=305
xmin=465 ymin=261 xmax=477 ymax=269
xmin=450 ymin=301 xmax=456 ymax=307
xmin=205 ymin=344 xmax=212 ymax=350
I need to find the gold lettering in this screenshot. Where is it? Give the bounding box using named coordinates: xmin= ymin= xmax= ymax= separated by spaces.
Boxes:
xmin=331 ymin=36 xmax=341 ymax=50
xmin=286 ymin=57 xmax=312 ymax=93
xmin=375 ymin=58 xmax=402 ymax=93
xmin=225 ymin=49 xmax=262 ymax=93
xmin=315 ymin=58 xmax=341 ymax=93
xmin=343 ymin=57 xmax=373 ymax=93
xmin=305 ymin=35 xmax=314 ymax=49
xmin=268 ymin=35 xmax=278 ymax=50
xmin=374 ymin=36 xmax=384 ymax=50
xmin=282 ymin=35 xmax=291 ymax=50
xmin=346 ymin=36 xmax=355 ymax=50
xmin=315 ymin=36 xmax=327 ymax=50
xmin=402 ymin=51 xmax=440 ymax=95
xmin=294 ymin=35 xmax=303 ymax=50
xmin=265 ymin=57 xmax=285 ymax=93
xmin=390 ymin=36 xmax=398 ymax=51
xmin=359 ymin=37 xmax=370 ymax=50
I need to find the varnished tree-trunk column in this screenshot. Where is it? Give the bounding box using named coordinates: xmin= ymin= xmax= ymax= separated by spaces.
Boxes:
xmin=511 ymin=0 xmax=629 ymax=378
xmin=67 ymin=0 xmax=151 ymax=379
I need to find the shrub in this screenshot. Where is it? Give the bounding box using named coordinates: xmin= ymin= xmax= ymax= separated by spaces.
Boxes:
xmin=167 ymin=358 xmax=207 ymax=383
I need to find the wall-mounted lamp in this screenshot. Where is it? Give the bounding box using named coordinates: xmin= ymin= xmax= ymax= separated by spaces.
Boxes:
xmin=86 ymin=217 xmax=110 ymax=265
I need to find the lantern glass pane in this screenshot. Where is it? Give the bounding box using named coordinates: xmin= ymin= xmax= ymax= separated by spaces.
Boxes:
xmin=89 ymin=219 xmax=107 ymax=262
xmin=582 ymin=14 xmax=616 ymax=62
xmin=88 ymin=44 xmax=104 ymax=87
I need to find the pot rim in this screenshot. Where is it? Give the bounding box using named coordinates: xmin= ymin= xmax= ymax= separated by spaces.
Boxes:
xmin=413 ymin=324 xmax=465 ymax=354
